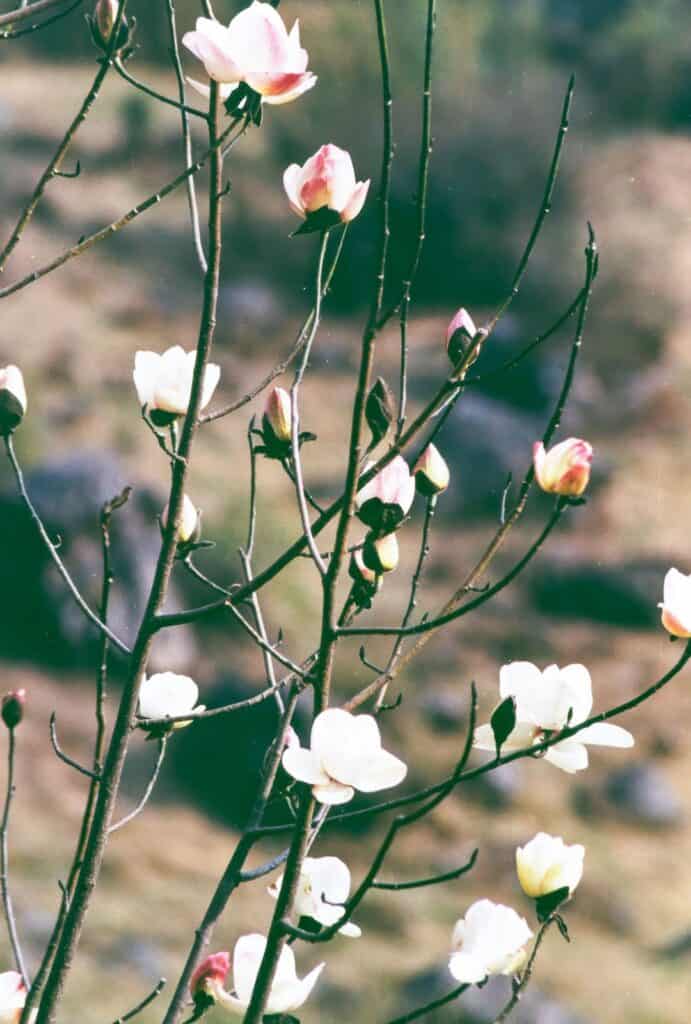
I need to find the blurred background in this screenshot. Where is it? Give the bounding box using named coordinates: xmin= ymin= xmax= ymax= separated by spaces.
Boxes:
xmin=2 ymin=0 xmax=691 ymax=1020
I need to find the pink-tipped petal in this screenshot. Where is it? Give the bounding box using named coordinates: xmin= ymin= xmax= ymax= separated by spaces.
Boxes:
xmin=341 ymin=179 xmax=370 ymax=222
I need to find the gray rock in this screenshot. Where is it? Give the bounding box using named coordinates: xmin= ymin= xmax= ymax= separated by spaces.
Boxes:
xmin=399 ymin=969 xmax=590 ymax=1023
xmin=0 ymin=450 xmax=194 ymax=670
xmin=419 ymin=687 xmax=469 ymax=732
xmin=527 ymin=557 xmax=670 ymax=628
xmin=574 ymin=762 xmax=683 ymax=829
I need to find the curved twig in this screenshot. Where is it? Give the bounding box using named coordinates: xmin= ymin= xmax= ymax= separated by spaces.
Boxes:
xmin=109 ymin=737 xmax=167 ymax=834
xmin=50 ymin=714 xmax=100 ymax=781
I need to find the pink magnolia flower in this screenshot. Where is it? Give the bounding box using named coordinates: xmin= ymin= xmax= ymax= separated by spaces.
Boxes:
xmin=190 ymin=952 xmax=231 ymax=1004
xmin=445 ymin=307 xmax=477 ymax=352
xmin=182 ymin=2 xmax=316 ymax=106
xmin=533 ymin=438 xmax=593 ymax=497
xmin=413 ymin=443 xmax=450 ymax=496
xmin=659 ymin=568 xmax=691 ymax=638
xmin=0 ymin=971 xmax=32 ymax=1024
xmin=214 ymin=934 xmax=324 ymax=1015
xmin=283 ymin=145 xmax=370 ymax=224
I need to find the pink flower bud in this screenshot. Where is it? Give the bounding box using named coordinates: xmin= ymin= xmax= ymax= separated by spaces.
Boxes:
xmin=363 ymin=532 xmax=399 ymax=574
xmin=284 ymin=145 xmax=370 ymax=225
xmin=356 ymin=456 xmax=415 ymax=532
xmin=94 ymin=0 xmax=119 ymax=41
xmin=413 ymin=443 xmax=450 ymax=496
xmin=190 ymin=952 xmax=231 ymax=1002
xmin=0 ymin=365 xmax=27 ymax=436
xmin=533 ymin=438 xmax=593 ymax=497
xmin=351 ymin=548 xmax=378 ymax=585
xmin=2 ymin=690 xmax=26 ymax=730
xmin=263 ymin=387 xmax=292 ymax=444
xmin=446 ymin=308 xmax=478 ymax=367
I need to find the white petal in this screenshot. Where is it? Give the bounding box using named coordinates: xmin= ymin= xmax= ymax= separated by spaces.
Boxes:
xmin=346 ymin=748 xmax=407 ymax=793
xmin=310 ymin=707 xmax=356 ymax=759
xmin=473 ymin=720 xmax=536 ymax=753
xmin=448 ymin=952 xmax=487 ymax=985
xmin=200 ymin=362 xmax=221 ymax=409
xmin=543 ymin=740 xmax=588 ymax=773
xmin=338 ymin=921 xmax=362 ymax=938
xmin=312 ymin=781 xmax=354 ymax=805
xmin=283 ymin=163 xmax=305 ymax=217
xmin=232 ymin=933 xmax=265 ymax=1007
xmin=282 ymin=746 xmax=330 ymax=786
xmin=133 ymin=350 xmax=161 ymax=407
xmin=138 ymin=672 xmax=199 ymax=719
xmin=578 ymin=722 xmax=635 ymax=748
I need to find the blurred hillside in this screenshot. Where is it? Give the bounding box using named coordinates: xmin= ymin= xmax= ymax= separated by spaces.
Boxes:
xmin=2 ymin=1 xmax=691 ymax=1022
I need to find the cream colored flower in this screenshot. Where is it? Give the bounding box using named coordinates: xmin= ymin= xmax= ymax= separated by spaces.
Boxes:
xmin=474 ymin=662 xmax=634 ymax=773
xmin=133 ymin=346 xmax=220 ymax=420
xmin=269 ymin=856 xmax=361 ymax=937
xmin=516 ymin=832 xmax=584 ymax=899
xmin=282 ymin=707 xmax=407 ymax=805
xmin=449 ymin=900 xmax=532 ymax=984
xmin=216 ymin=934 xmax=324 ymax=1015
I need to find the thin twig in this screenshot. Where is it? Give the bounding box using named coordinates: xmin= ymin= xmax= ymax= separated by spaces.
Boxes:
xmin=386 ymin=983 xmax=469 ymax=1024
xmin=372 ymin=848 xmax=478 ymax=891
xmin=109 ymin=737 xmax=168 ymax=834
xmin=112 ymin=57 xmax=207 ymax=120
xmin=0 ymin=0 xmax=75 ymax=28
xmin=201 ymin=226 xmax=348 ymax=424
xmin=0 ymin=0 xmax=80 ymax=38
xmin=485 ymin=74 xmax=576 ymax=333
xmin=164 ymin=0 xmax=207 ymax=273
xmin=0 ymin=0 xmax=127 ymax=272
xmin=112 ymin=977 xmax=167 ymax=1023
xmin=289 ymin=231 xmax=330 ymax=576
xmin=49 ymin=714 xmax=100 ymax=780
xmin=1 ymin=726 xmax=29 ymax=985
xmin=493 ymin=917 xmax=555 ymax=1023
xmin=4 ymin=436 xmax=130 ymax=656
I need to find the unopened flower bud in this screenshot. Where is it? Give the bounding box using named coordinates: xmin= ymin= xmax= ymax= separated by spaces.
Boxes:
xmin=413 ymin=443 xmax=450 ymax=496
xmin=0 ymin=366 xmax=27 ymax=436
xmin=263 ymin=387 xmax=292 ymax=445
xmin=446 ymin=308 xmax=477 ymax=366
xmin=190 ymin=951 xmax=230 ymax=1005
xmin=162 ymin=494 xmax=200 ymax=546
xmin=2 ymin=690 xmax=26 ymax=729
xmin=95 ymin=0 xmax=119 ymax=40
xmin=351 ymin=549 xmax=378 ymax=585
xmin=516 ymin=832 xmax=584 ymax=900
xmin=533 ymin=438 xmax=592 ymax=497
xmin=362 ymin=532 xmax=399 ymax=575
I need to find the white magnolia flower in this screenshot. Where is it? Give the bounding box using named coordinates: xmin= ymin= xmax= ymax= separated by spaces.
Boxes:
xmin=268 ymin=856 xmax=361 ymax=937
xmin=133 ymin=346 xmax=220 ymax=421
xmin=474 ymin=662 xmax=634 ymax=773
xmin=0 ymin=971 xmax=34 ymax=1024
xmin=183 ymin=2 xmax=317 ymax=106
xmin=215 ymin=933 xmax=324 ymax=1016
xmin=516 ymin=832 xmax=585 ymax=899
xmin=659 ymin=567 xmax=691 ymax=638
xmin=138 ymin=672 xmax=204 ymax=722
xmin=449 ymin=899 xmax=532 ymax=985
xmin=282 ymin=707 xmax=407 ymax=805
xmin=0 ymin=365 xmax=27 ymax=435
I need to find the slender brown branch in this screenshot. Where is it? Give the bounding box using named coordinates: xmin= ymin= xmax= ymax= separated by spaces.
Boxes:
xmin=49 ymin=714 xmax=100 ymax=781
xmin=4 ymin=437 xmax=130 ymax=656
xmin=201 ymin=225 xmax=349 ymax=424
xmin=112 ymin=57 xmax=207 ymax=120
xmin=0 ymin=0 xmax=127 ymax=273
xmin=493 ymin=916 xmax=555 ymax=1023
xmin=1 ymin=726 xmax=29 ymax=986
xmin=112 ymin=977 xmax=166 ymax=1023
xmin=108 ymin=736 xmax=167 ymax=833
xmin=36 ymin=83 xmax=227 ymax=1024
xmin=0 ymin=0 xmax=80 ymax=38
xmin=387 ymin=983 xmax=469 ymax=1024
xmin=0 ymin=0 xmax=75 ymax=28
xmin=485 ymin=74 xmax=576 ymax=333
xmin=371 ymin=848 xmax=478 ymax=891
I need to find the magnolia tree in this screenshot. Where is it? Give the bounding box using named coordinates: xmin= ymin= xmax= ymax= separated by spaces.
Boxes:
xmin=0 ymin=1 xmax=688 ymax=1022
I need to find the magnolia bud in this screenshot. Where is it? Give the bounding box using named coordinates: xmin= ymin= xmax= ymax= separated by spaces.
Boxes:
xmin=0 ymin=366 xmax=27 ymax=436
xmin=533 ymin=438 xmax=592 ymax=497
xmin=516 ymin=832 xmax=584 ymax=900
xmin=413 ymin=443 xmax=450 ymax=496
xmin=2 ymin=690 xmax=26 ymax=729
xmin=446 ymin=308 xmax=477 ymax=366
xmin=263 ymin=387 xmax=292 ymax=445
xmin=362 ymin=532 xmax=399 ymax=574
xmin=190 ymin=951 xmax=230 ymax=1004
xmin=162 ymin=494 xmax=200 ymax=545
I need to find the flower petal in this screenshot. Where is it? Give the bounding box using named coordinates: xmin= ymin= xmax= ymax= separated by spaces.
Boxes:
xmin=261 ymin=72 xmax=317 ymax=105
xmin=312 ymin=780 xmax=354 ymax=805
xmin=448 ymin=952 xmax=487 ymax=985
xmin=543 ymin=740 xmax=588 ymax=773
xmin=282 ymin=746 xmax=330 ymax=786
xmin=232 ymin=933 xmax=265 ymax=1007
xmin=341 ymin=179 xmax=370 ymax=222
xmin=577 ymin=722 xmax=635 ymax=748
